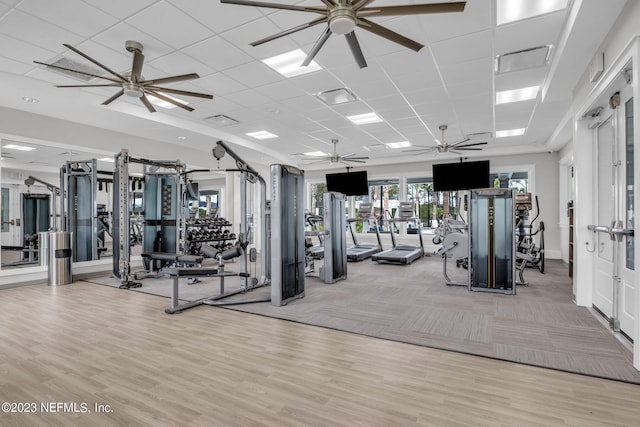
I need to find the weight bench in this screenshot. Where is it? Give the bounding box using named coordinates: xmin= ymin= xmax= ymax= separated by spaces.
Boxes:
xmin=164 ymin=267 xmax=244 ymax=314
xmin=138 ymin=252 xmax=204 ymax=278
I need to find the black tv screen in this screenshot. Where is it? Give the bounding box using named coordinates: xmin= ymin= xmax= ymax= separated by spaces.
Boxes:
xmin=325 ymin=170 xmax=368 ymax=196
xmin=432 ymin=160 xmax=490 ymax=191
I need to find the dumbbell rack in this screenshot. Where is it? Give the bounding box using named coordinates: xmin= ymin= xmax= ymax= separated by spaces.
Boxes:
xmin=185 ymin=217 xmax=236 ymax=257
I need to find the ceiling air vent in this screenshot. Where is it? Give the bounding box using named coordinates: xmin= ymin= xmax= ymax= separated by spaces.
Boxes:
xmin=45 ymin=57 xmax=105 ymax=82
xmin=205 ymin=114 xmax=239 ymax=127
xmin=496 ymin=45 xmax=551 ymax=74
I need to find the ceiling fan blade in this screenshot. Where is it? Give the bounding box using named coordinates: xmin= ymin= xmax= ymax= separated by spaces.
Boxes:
xmin=352 ymin=0 xmax=376 ymax=10
xmin=358 ymin=2 xmax=466 ymax=17
xmin=62 ymin=43 xmax=128 ymax=81
xmin=140 ymin=73 xmax=200 ymax=85
xmin=220 ymin=0 xmax=326 ymax=13
xmin=131 ymin=50 xmax=144 ymax=83
xmin=56 ymin=84 xmax=120 ymax=88
xmin=403 ymin=147 xmax=437 ymax=153
xmin=34 ymin=61 xmax=121 ymax=83
xmin=342 ymin=154 xmax=369 ymax=159
xmin=251 ymin=17 xmax=328 ymax=46
xmin=455 ymin=147 xmax=484 ymax=151
xmin=145 ymin=89 xmax=195 ymax=112
xmin=357 ymin=18 xmax=424 ymax=52
xmin=302 ymin=27 xmax=332 ymax=66
xmin=344 ymin=31 xmax=367 ymax=69
xmin=144 ymin=86 xmax=213 ymax=99
xmin=139 ymin=94 xmax=156 ymax=113
xmin=101 ymin=89 xmax=125 ymax=106
xmin=449 ymin=138 xmax=470 ymax=147
xmin=343 ymin=158 xmax=367 ymax=163
xmin=319 ymin=0 xmax=336 ymax=7
xmin=455 ymin=142 xmax=488 ymax=148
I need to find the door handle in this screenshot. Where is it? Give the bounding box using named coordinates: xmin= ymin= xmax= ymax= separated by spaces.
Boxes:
xmin=1 ymin=219 xmax=15 ymax=226
xmin=587 ymin=224 xmax=616 ymax=241
xmin=610 ymin=220 xmax=634 ymax=241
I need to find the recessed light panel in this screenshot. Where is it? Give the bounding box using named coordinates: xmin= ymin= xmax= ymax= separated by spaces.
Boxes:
xmin=497 ymin=0 xmax=568 ymax=25
xmin=385 ymin=141 xmax=411 ymax=149
xmin=3 ymin=143 xmax=36 ymax=151
xmin=246 ymin=130 xmax=278 ymax=140
xmin=496 ymin=86 xmax=540 ymax=104
xmin=496 ymin=128 xmax=526 ymax=138
xmin=147 ymin=93 xmax=188 ymax=109
xmin=347 ymin=112 xmax=383 ymax=125
xmin=304 ymin=151 xmax=328 ymax=157
xmin=262 ymin=49 xmax=322 ymax=78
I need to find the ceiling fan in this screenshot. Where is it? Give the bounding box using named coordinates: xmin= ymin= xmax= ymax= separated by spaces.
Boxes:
xmin=220 ymin=0 xmax=466 ymax=68
xmin=302 ymin=139 xmax=369 ymax=165
xmin=34 ymin=40 xmax=213 ymax=113
xmin=404 ymin=125 xmax=487 ymax=155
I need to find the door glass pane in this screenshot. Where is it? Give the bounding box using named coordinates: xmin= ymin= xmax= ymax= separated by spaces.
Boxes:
xmin=597 ymin=119 xmax=614 ymax=262
xmin=625 ymin=97 xmax=634 ymax=270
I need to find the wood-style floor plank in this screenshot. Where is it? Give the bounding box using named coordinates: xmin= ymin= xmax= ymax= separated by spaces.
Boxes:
xmin=0 ymin=281 xmax=639 ymax=427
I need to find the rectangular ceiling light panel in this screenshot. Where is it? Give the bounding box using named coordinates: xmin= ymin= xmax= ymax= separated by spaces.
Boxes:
xmin=262 ymin=49 xmax=322 ymax=78
xmin=496 ymin=128 xmax=526 ymax=138
xmin=347 ymin=112 xmax=383 ymax=125
xmin=3 ymin=143 xmax=36 ymax=151
xmin=496 ymin=85 xmax=540 ymax=104
xmin=496 ymin=45 xmax=551 ymax=73
xmin=497 ymin=0 xmax=568 ymax=25
xmin=246 ymin=130 xmax=278 ymax=139
xmin=385 ymin=141 xmax=412 ymax=149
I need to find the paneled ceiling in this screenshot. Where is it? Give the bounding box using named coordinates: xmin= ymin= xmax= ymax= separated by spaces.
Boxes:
xmin=0 ymin=0 xmax=629 ymax=172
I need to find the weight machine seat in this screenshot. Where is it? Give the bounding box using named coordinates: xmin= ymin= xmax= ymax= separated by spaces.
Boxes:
xmin=166 ymin=267 xmax=221 ymax=277
xmin=141 ymin=252 xmax=204 ymax=265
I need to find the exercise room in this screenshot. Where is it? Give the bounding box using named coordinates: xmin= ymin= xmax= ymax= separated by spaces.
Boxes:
xmin=1 ymin=1 xmax=640 ymax=426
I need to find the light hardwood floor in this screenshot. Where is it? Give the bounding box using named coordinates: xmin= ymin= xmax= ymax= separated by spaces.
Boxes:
xmin=1 ymin=281 xmax=639 ymax=427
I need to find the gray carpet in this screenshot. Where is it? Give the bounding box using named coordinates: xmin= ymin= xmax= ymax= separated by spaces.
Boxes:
xmin=85 ymin=256 xmax=640 ymax=384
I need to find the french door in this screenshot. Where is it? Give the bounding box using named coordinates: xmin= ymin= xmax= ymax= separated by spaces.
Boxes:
xmin=592 ymin=87 xmax=635 ymax=340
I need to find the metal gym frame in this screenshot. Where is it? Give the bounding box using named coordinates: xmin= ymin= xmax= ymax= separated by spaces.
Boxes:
xmin=112 ymin=149 xmax=188 ymax=289
xmin=320 ymin=191 xmax=348 ymax=284
xmin=165 ymin=140 xmax=272 ymax=313
xmin=270 ymin=164 xmax=306 ymax=306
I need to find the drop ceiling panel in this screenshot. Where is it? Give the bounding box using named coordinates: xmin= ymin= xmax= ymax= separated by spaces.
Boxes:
xmin=0 ymin=9 xmax=83 ymax=52
xmin=224 ymin=89 xmax=273 ymax=108
xmin=171 ymin=0 xmax=264 ymax=33
xmin=280 ymin=94 xmax=326 ymax=113
xmin=221 ymin=17 xmax=299 ymax=59
xmin=255 ymin=80 xmax=307 ymax=101
xmin=17 ymin=0 xmax=118 ymax=38
xmin=494 ymin=11 xmax=565 ymax=55
xmin=289 ymin=69 xmax=343 ymax=94
xmin=420 ymin=0 xmax=492 ymax=43
xmin=0 ymin=33 xmax=57 ymax=68
xmin=0 ymin=56 xmax=32 ymax=74
xmin=190 ymin=72 xmax=247 ymax=96
xmin=182 ymin=36 xmax=253 ymax=72
xmin=147 ymin=51 xmax=215 ymax=77
xmin=81 ymin=0 xmax=157 ymax=20
xmin=125 ymin=1 xmax=212 ymax=50
xmin=91 ymin=23 xmax=172 ymax=62
xmin=222 ymin=61 xmax=282 ymax=88
xmin=494 ymin=68 xmax=548 ymax=91
xmin=431 ymin=30 xmax=494 ymax=65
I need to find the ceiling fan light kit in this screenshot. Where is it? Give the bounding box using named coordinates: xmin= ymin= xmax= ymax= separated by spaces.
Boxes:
xmin=220 ymin=0 xmax=466 ymax=69
xmin=403 ymin=124 xmax=488 ymax=155
xmin=35 ymin=40 xmax=213 ymax=113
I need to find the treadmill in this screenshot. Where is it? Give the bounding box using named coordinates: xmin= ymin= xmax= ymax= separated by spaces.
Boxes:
xmin=305 ymin=212 xmax=325 ymax=259
xmin=346 ymin=202 xmax=383 ymax=261
xmin=371 ymin=202 xmax=424 ymax=265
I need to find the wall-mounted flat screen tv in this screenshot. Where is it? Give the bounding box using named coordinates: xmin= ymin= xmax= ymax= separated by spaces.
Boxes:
xmin=325 ymin=170 xmax=369 ymax=196
xmin=432 ymin=160 xmax=490 ymax=191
